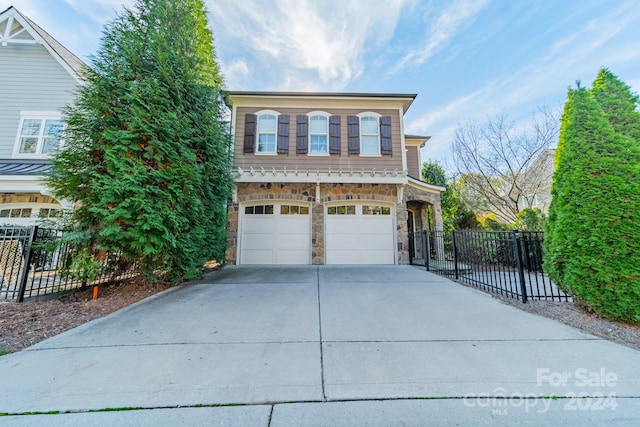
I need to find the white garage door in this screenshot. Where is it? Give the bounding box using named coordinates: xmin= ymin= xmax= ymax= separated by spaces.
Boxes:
xmin=240 ymin=203 xmax=311 ymax=264
xmin=325 ymin=204 xmax=394 ymax=264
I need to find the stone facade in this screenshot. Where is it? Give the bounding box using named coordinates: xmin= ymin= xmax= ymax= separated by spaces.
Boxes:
xmin=226 ymin=181 xmax=441 ymax=266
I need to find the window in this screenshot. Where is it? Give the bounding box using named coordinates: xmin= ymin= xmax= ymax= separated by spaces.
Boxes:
xmin=257 ymin=114 xmax=277 ymax=153
xmin=363 ymin=205 xmax=391 ymax=215
xmin=309 ymin=114 xmax=328 ymax=154
xmin=39 ymin=208 xmax=62 ymax=218
xmin=280 ymin=205 xmax=310 ymax=215
xmin=327 ymin=205 xmax=356 ymax=215
xmin=244 ymin=205 xmax=274 ymax=215
xmin=360 ymin=115 xmax=379 ymax=155
xmin=0 ymin=208 xmax=32 ymax=218
xmin=14 ymin=114 xmax=64 ymax=157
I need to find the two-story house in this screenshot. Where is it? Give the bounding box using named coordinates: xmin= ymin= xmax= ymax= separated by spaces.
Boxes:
xmin=226 ymin=91 xmax=444 ymax=265
xmin=0 ymin=6 xmax=84 ymax=225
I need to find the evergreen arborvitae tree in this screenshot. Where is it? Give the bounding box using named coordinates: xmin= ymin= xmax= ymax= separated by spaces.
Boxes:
xmin=48 ymin=0 xmax=232 ymax=281
xmin=592 ymin=68 xmax=640 ymax=141
xmin=544 ymin=84 xmax=640 ymax=323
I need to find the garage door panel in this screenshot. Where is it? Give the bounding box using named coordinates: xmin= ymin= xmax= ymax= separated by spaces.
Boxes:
xmin=359 ymin=233 xmax=393 ymax=248
xmin=359 ymin=249 xmax=394 ymax=264
xmin=326 ymin=219 xmax=358 ymax=234
xmin=278 ymin=233 xmax=310 ymax=250
xmin=240 ymin=204 xmax=310 ymax=264
xmin=326 ymin=234 xmax=358 ymax=250
xmin=242 ymin=233 xmax=276 ymax=250
xmin=326 ymin=249 xmax=359 ymax=264
xmin=325 ymin=204 xmax=394 ymax=265
xmin=276 ymin=249 xmax=310 ymax=264
xmin=278 ymin=217 xmax=309 ymax=234
xmin=241 ymin=250 xmax=274 ymax=264
xmin=243 ymin=217 xmax=275 ymax=234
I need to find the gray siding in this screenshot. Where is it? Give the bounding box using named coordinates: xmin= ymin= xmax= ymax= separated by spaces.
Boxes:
xmin=234 ymin=107 xmax=404 ymax=172
xmin=406 ymin=146 xmax=420 ymax=178
xmin=0 ymin=44 xmax=78 ymax=158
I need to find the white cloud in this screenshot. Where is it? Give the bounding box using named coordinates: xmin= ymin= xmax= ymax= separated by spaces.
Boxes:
xmin=206 ymin=0 xmax=408 ymax=90
xmin=220 ymin=58 xmax=249 ymax=89
xmin=64 ymin=0 xmax=135 ymax=24
xmin=387 ymin=0 xmax=489 ymax=75
xmin=407 ymin=1 xmax=640 ymax=168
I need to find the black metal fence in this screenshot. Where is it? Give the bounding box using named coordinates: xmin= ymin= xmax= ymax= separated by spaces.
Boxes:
xmin=1 ymin=226 xmax=138 ymax=302
xmin=409 ymin=229 xmax=571 ymax=302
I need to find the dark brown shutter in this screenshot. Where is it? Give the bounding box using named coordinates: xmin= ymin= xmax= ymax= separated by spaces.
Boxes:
xmin=296 ymin=115 xmax=308 ymax=154
xmin=347 ymin=115 xmax=359 ymax=154
xmin=329 ymin=115 xmax=341 ymax=154
xmin=277 ymin=114 xmax=290 ymax=154
xmin=243 ymin=113 xmax=257 ymax=153
xmin=380 ymin=115 xmax=392 ymax=155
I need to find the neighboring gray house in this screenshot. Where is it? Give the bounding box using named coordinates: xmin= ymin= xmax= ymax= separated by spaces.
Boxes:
xmin=518 ymin=148 xmax=555 ymax=214
xmin=0 ymin=6 xmax=85 ymax=225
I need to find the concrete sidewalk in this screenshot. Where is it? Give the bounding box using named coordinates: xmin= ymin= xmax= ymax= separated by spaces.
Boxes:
xmin=1 ymin=265 xmax=639 ymax=425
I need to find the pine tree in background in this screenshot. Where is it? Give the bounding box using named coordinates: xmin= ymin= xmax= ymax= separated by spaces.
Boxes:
xmin=544 ymin=79 xmax=640 ymax=323
xmin=48 ymin=0 xmax=232 ymax=282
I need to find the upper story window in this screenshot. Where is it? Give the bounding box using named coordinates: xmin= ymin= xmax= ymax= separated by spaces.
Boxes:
xmin=14 ymin=113 xmax=64 ymax=158
xmin=257 ymin=113 xmax=277 ymax=154
xmin=309 ymin=112 xmax=329 ymax=154
xmin=359 ymin=114 xmax=380 ymax=155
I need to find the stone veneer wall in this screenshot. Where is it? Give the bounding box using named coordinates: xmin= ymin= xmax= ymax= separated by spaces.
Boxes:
xmin=226 ymin=182 xmax=443 ymax=266
xmin=226 ymin=182 xmax=407 ymax=265
xmin=405 ymin=185 xmax=443 ymax=231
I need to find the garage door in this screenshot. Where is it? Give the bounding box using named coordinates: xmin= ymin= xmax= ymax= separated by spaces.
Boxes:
xmin=240 ymin=203 xmax=311 ymax=264
xmin=325 ymin=204 xmax=394 ymax=264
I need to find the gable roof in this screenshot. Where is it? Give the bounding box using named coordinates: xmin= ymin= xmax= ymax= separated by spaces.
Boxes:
xmin=0 ymin=6 xmax=86 ymax=82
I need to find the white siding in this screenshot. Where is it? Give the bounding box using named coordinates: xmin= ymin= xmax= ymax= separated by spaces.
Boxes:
xmin=0 ymin=44 xmax=79 ymax=157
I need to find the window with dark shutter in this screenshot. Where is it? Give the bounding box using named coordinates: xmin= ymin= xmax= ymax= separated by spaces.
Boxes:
xmin=347 ymin=115 xmax=359 ymax=154
xmin=329 ymin=115 xmax=341 ymax=154
xmin=296 ymin=115 xmax=308 ymax=154
xmin=380 ymin=116 xmax=392 ymax=155
xmin=277 ymin=114 xmax=290 ymax=154
xmin=243 ymin=113 xmax=257 ymax=153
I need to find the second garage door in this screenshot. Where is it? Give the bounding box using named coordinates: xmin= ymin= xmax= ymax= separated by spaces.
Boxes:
xmin=325 ymin=204 xmax=395 ymax=264
xmin=240 ymin=203 xmax=311 ymax=264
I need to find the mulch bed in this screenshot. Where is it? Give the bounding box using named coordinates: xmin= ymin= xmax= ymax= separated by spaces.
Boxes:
xmin=0 ymin=279 xmax=171 ymax=353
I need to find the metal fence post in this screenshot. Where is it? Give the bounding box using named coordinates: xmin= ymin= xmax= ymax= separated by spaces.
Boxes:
xmin=423 ymin=230 xmax=430 ymax=271
xmin=512 ymin=229 xmax=528 ymax=303
xmin=17 ymin=226 xmax=38 ymax=303
xmin=452 ymin=231 xmax=459 ymax=280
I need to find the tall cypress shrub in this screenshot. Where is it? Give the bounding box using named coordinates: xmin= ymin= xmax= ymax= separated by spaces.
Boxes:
xmin=592 ymin=68 xmax=640 ymax=141
xmin=545 ymin=83 xmax=640 ymax=323
xmin=48 ymin=0 xmax=232 ymax=281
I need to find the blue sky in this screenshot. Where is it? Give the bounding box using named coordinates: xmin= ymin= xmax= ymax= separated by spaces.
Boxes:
xmin=4 ymin=0 xmax=640 ymax=171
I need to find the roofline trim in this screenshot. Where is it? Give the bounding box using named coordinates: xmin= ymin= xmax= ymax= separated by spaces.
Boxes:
xmin=228 ymin=91 xmax=417 ymax=99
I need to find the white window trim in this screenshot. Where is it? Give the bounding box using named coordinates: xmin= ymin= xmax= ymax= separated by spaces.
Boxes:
xmin=307 ymin=111 xmax=330 ymax=156
xmin=0 ymin=203 xmax=63 ymax=219
xmin=357 ymin=112 xmax=381 ymax=156
xmin=255 ymin=109 xmax=279 ymax=155
xmin=13 ymin=111 xmax=64 ymax=159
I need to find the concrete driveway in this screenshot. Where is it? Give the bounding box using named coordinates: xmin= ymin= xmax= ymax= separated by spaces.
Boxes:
xmin=1 ymin=265 xmax=640 ymax=426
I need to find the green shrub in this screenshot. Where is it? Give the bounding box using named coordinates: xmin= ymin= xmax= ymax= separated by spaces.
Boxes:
xmin=545 ymin=72 xmax=640 ymax=323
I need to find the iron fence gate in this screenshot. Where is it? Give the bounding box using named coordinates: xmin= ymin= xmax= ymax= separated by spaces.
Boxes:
xmin=410 ymin=229 xmax=571 ymax=302
xmin=1 ymin=226 xmax=138 ymax=302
